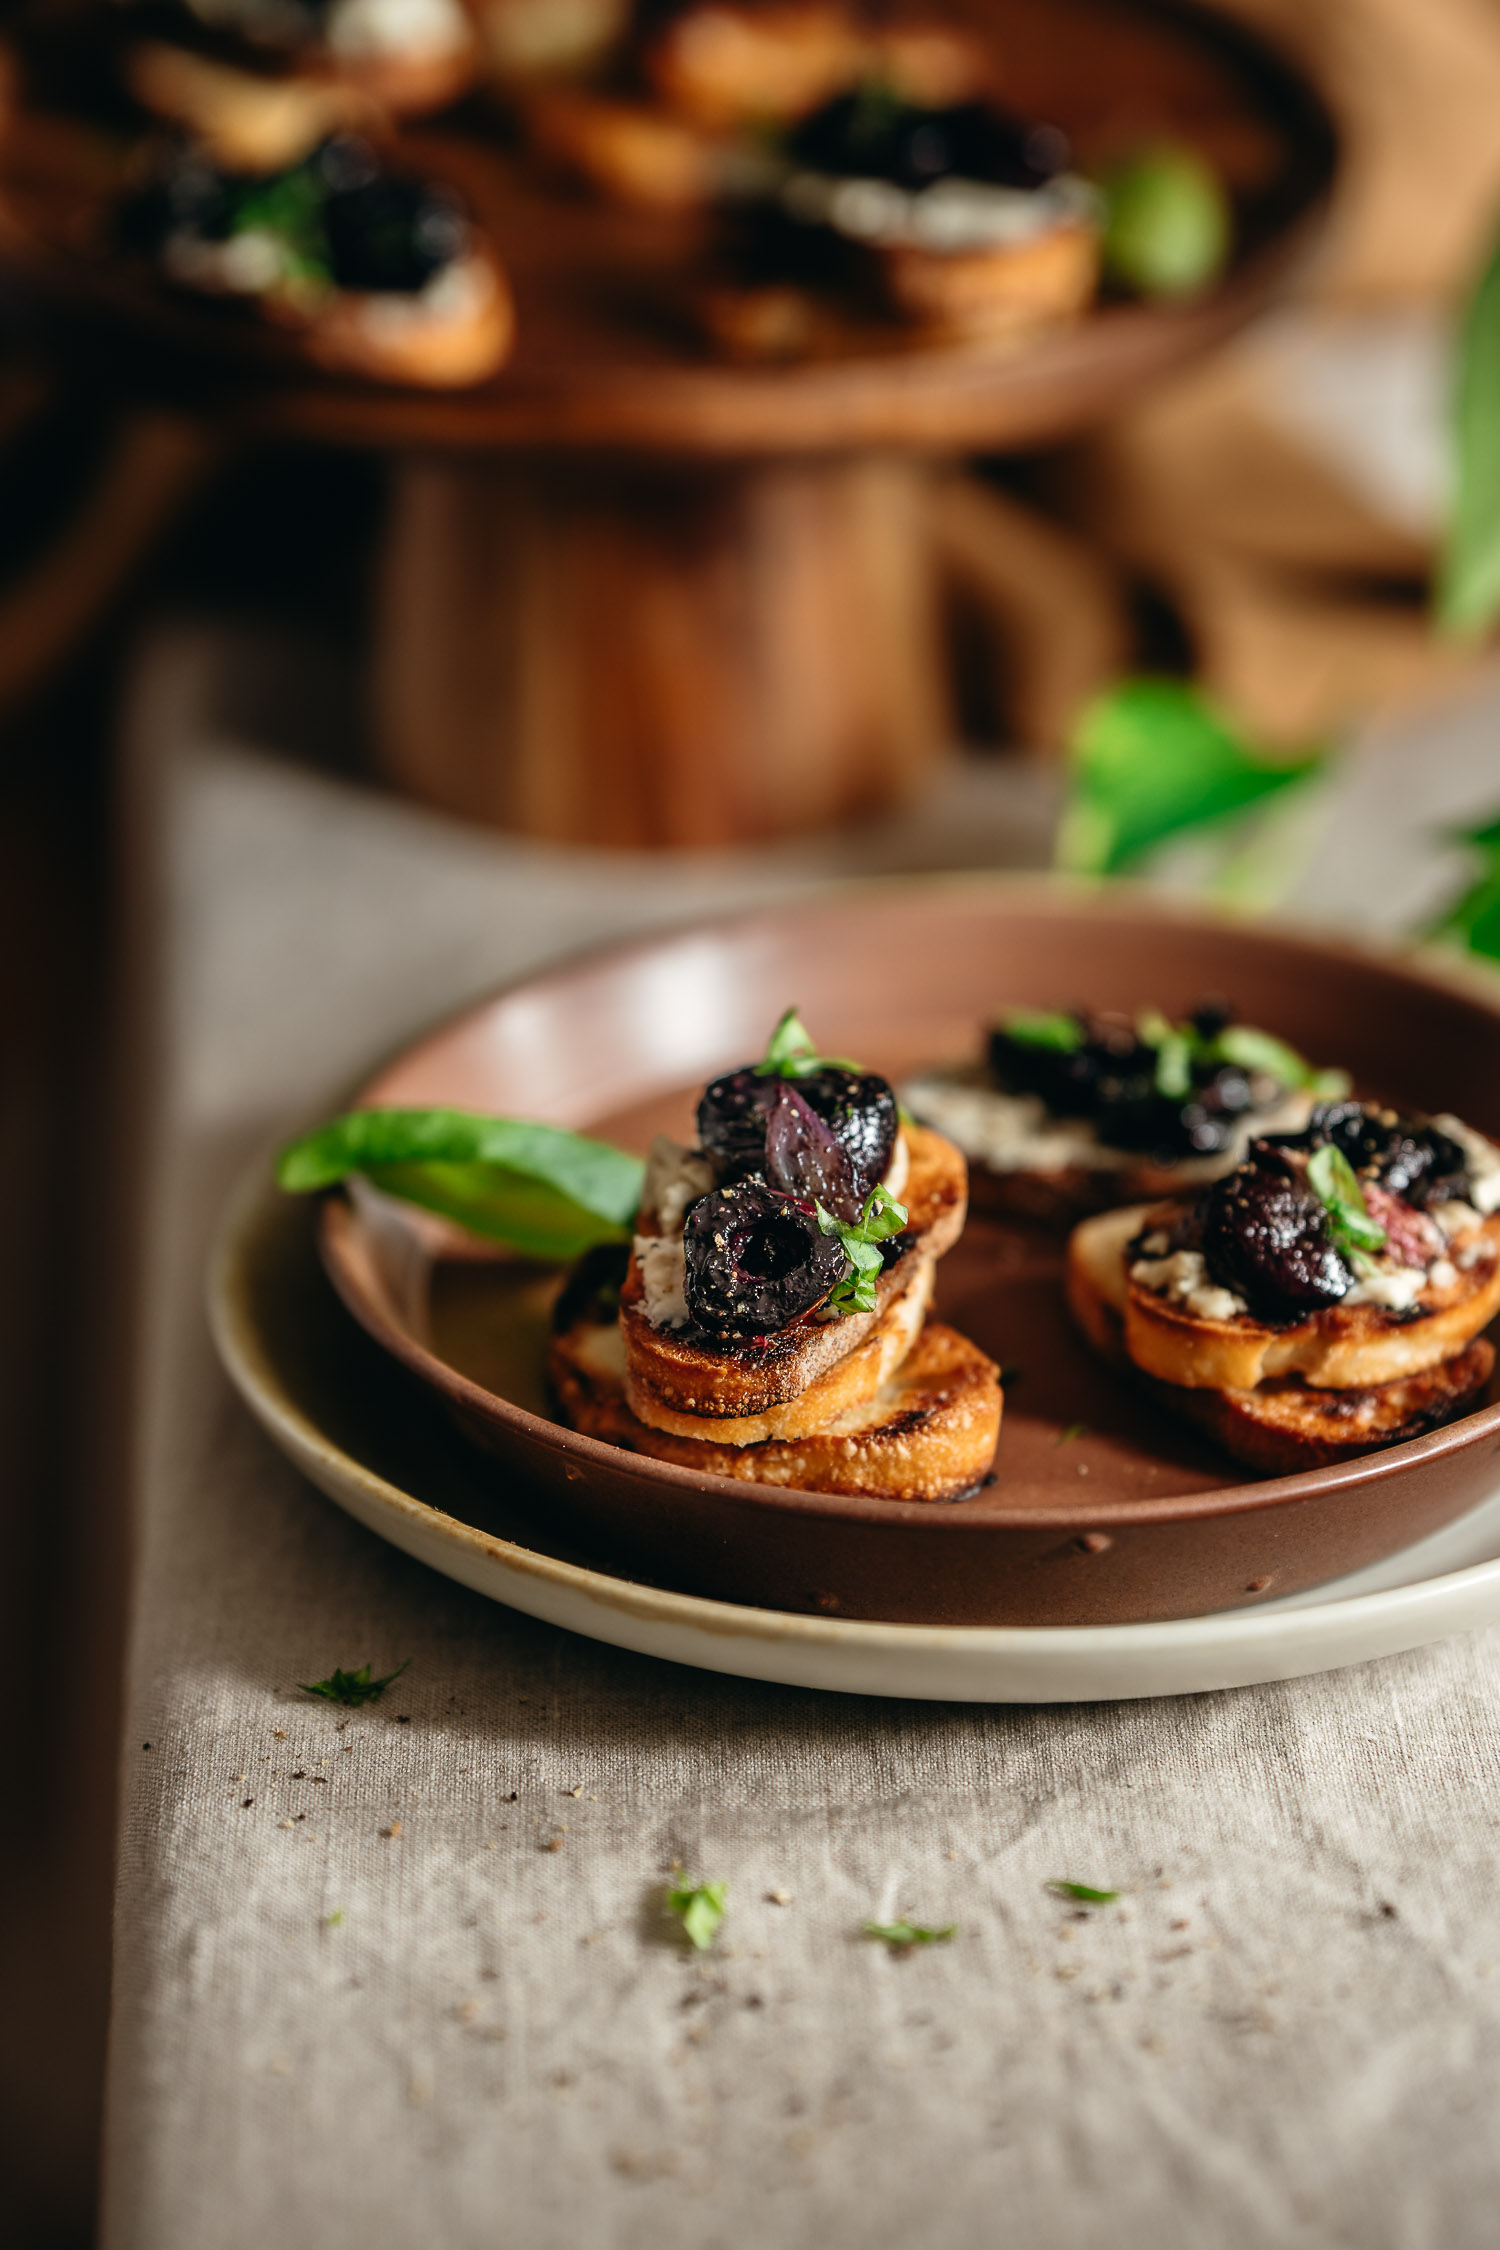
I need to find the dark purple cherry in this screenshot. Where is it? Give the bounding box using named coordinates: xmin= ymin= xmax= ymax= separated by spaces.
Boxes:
xmin=683 ymin=1181 xmax=847 ymax=1339
xmin=697 ymin=1062 xmax=896 ymax=1199
xmin=1199 ymin=1158 xmax=1351 ymax=1323
xmin=764 ymin=1083 xmax=860 ymax=1222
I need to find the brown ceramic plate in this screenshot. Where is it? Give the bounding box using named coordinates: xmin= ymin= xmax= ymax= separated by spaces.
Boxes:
xmin=314 ymin=880 xmax=1500 ymax=1629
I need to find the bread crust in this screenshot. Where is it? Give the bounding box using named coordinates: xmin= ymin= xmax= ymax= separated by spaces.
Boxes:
xmin=1148 ymin=1341 xmax=1495 ymax=1476
xmin=1069 ymin=1201 xmax=1500 ymax=1392
xmin=300 ymin=250 xmax=514 ymax=386
xmin=876 ymin=218 xmax=1099 ymax=339
xmin=553 ymin=1317 xmax=1002 ymax=1503
xmin=621 ymin=1122 xmax=967 ymax=1418
xmin=626 ymin=1256 xmax=933 ymax=1444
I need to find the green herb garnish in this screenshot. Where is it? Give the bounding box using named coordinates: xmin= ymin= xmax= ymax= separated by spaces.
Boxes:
xmin=1059 ymin=680 xmax=1324 ymax=879
xmin=666 ymin=1876 xmax=728 ymax=1951
xmin=1055 ymin=1423 xmax=1089 ymax=1445
xmin=1153 ymin=1028 xmax=1194 ymax=1101
xmin=300 ymin=1659 xmax=411 ymax=1708
xmin=1000 ymin=1008 xmax=1083 ymax=1053
xmin=277 ymin=1109 xmax=644 ymax=1260
xmin=1427 ymin=813 xmax=1500 ymax=962
xmin=228 ymin=162 xmax=331 ymax=286
xmin=1101 ymin=143 xmax=1230 ymax=301
xmin=1440 ymin=231 xmax=1500 ymax=637
xmin=1047 ymin=1880 xmax=1119 ymax=1904
xmin=754 ymin=1007 xmax=862 ymax=1079
xmin=862 ymin=1920 xmax=957 ymax=1950
xmin=816 ymin=1184 xmax=909 ymax=1316
xmin=1307 ymin=1142 xmax=1386 ymax=1268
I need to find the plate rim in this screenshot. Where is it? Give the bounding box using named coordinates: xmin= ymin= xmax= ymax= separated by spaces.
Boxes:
xmin=207 ymin=1159 xmax=1500 ymax=1689
xmin=321 ymin=873 xmax=1500 ymax=1534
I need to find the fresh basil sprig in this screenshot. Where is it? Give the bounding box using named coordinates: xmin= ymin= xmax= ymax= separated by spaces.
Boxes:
xmin=816 ymin=1183 xmax=909 ymax=1316
xmin=1427 ymin=812 xmax=1500 ymax=962
xmin=1060 ymin=680 xmax=1324 ymax=878
xmin=754 ymin=1007 xmax=862 ymax=1080
xmin=1307 ymin=1142 xmax=1386 ymax=1270
xmin=277 ymin=1108 xmax=644 ymax=1261
xmin=1000 ymin=1008 xmax=1083 ymax=1053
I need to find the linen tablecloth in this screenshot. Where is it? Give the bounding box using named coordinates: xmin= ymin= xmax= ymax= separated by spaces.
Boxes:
xmin=104 ymin=624 xmax=1500 ymax=2250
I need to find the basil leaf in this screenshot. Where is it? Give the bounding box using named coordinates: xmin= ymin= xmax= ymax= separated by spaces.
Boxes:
xmin=1102 ymin=144 xmax=1230 ymax=300
xmin=1428 ymin=813 xmax=1500 ymax=962
xmin=862 ymin=1920 xmax=957 ymax=1949
xmin=1047 ymin=1880 xmax=1119 ymax=1904
xmin=277 ymin=1109 xmax=644 ymax=1260
xmin=754 ymin=1006 xmax=863 ymax=1079
xmin=1060 ymin=681 xmax=1323 ymax=877
xmin=1153 ymin=1030 xmax=1193 ymax=1101
xmin=1308 ymin=1142 xmax=1386 ymax=1258
xmin=816 ymin=1184 xmax=909 ymax=1317
xmin=1001 ymin=1008 xmax=1082 ymax=1052
xmin=665 ymin=1877 xmax=727 ymax=1951
xmin=1440 ymin=235 xmax=1500 ymax=637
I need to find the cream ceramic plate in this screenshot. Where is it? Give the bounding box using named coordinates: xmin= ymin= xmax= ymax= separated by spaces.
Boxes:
xmin=210 ymin=1162 xmax=1500 ymax=1703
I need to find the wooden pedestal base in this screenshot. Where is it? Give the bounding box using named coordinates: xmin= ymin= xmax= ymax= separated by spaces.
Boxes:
xmin=375 ymin=452 xmax=950 ymax=850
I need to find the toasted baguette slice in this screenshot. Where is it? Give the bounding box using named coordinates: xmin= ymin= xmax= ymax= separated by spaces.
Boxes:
xmin=621 ymin=1122 xmax=967 ymax=1420
xmin=876 ymin=220 xmax=1099 ymax=340
xmin=552 ymin=1315 xmax=1002 ymax=1503
xmin=299 ymin=250 xmax=513 ymax=386
xmin=627 ymin=1255 xmax=933 ymax=1444
xmin=1147 ymin=1341 xmax=1494 ymax=1476
xmin=1070 ymin=1202 xmax=1500 ymax=1393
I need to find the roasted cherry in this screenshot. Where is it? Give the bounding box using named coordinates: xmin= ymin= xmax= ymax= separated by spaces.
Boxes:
xmin=697 ymin=1064 xmax=896 ymax=1203
xmin=787 ymin=94 xmax=1067 ymax=192
xmin=1306 ymin=1102 xmax=1470 ymax=1209
xmin=682 ymin=1181 xmax=848 ymax=1339
xmin=1199 ymin=1157 xmax=1352 ymax=1323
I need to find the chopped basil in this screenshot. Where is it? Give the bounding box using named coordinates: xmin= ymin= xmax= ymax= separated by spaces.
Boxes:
xmin=816 ymin=1183 xmax=909 ymax=1316
xmin=1307 ymin=1142 xmax=1386 ymax=1266
xmin=862 ymin=1920 xmax=957 ymax=1950
xmin=1047 ymin=1880 xmax=1119 ymax=1903
xmin=1152 ymin=1029 xmax=1193 ymax=1101
xmin=1001 ymin=1008 xmax=1083 ymax=1053
xmin=666 ymin=1876 xmax=728 ymax=1951
xmin=1055 ymin=1423 xmax=1089 ymax=1445
xmin=300 ymin=1658 xmax=410 ymax=1708
xmin=754 ymin=1007 xmax=863 ymax=1080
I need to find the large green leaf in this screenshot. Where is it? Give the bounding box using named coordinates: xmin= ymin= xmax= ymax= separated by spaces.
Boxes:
xmin=277 ymin=1108 xmax=644 ymax=1260
xmin=1428 ymin=814 xmax=1500 ymax=961
xmin=1439 ymin=238 xmax=1500 ymax=638
xmin=1058 ymin=679 xmax=1323 ymax=877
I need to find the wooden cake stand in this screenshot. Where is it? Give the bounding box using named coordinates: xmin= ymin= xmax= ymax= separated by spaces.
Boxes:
xmin=0 ymin=0 xmax=1335 ymax=848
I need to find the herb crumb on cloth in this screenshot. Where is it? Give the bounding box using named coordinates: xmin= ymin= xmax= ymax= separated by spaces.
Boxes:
xmin=666 ymin=1876 xmax=728 ymax=1951
xmin=862 ymin=1920 xmax=957 ymax=1951
xmin=1047 ymin=1880 xmax=1120 ymax=1903
xmin=300 ymin=1659 xmax=411 ymax=1707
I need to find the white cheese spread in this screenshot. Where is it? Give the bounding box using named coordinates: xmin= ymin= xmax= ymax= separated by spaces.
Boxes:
xmin=1434 ymin=1114 xmax=1500 ymax=1216
xmin=781 ymin=168 xmax=1099 ymax=255
xmin=634 ymin=1233 xmax=690 ymax=1330
xmin=639 ymin=1134 xmax=715 ymax=1238
xmin=904 ymin=1065 xmax=1312 ymax=1183
xmin=1129 ymin=1249 xmax=1246 ymax=1323
xmin=1343 ymin=1264 xmax=1425 ymax=1312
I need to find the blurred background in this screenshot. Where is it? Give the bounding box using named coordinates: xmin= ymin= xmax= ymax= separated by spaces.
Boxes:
xmin=5 ymin=1 xmax=1500 ymax=2241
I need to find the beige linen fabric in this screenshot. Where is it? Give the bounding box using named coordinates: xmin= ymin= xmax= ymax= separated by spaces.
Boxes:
xmin=105 ymin=627 xmax=1500 ymax=2250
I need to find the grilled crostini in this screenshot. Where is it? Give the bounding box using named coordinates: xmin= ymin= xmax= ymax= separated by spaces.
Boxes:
xmin=548 ymin=1007 xmax=1001 ymax=1499
xmin=1067 ymin=1100 xmax=1500 ymax=1474
xmin=908 ymin=999 xmax=1346 ymax=1228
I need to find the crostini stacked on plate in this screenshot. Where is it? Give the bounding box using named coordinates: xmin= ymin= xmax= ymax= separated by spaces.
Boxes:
xmin=1067 ymin=1101 xmax=1500 ymax=1473
xmin=550 ymin=1009 xmax=1002 ymax=1500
